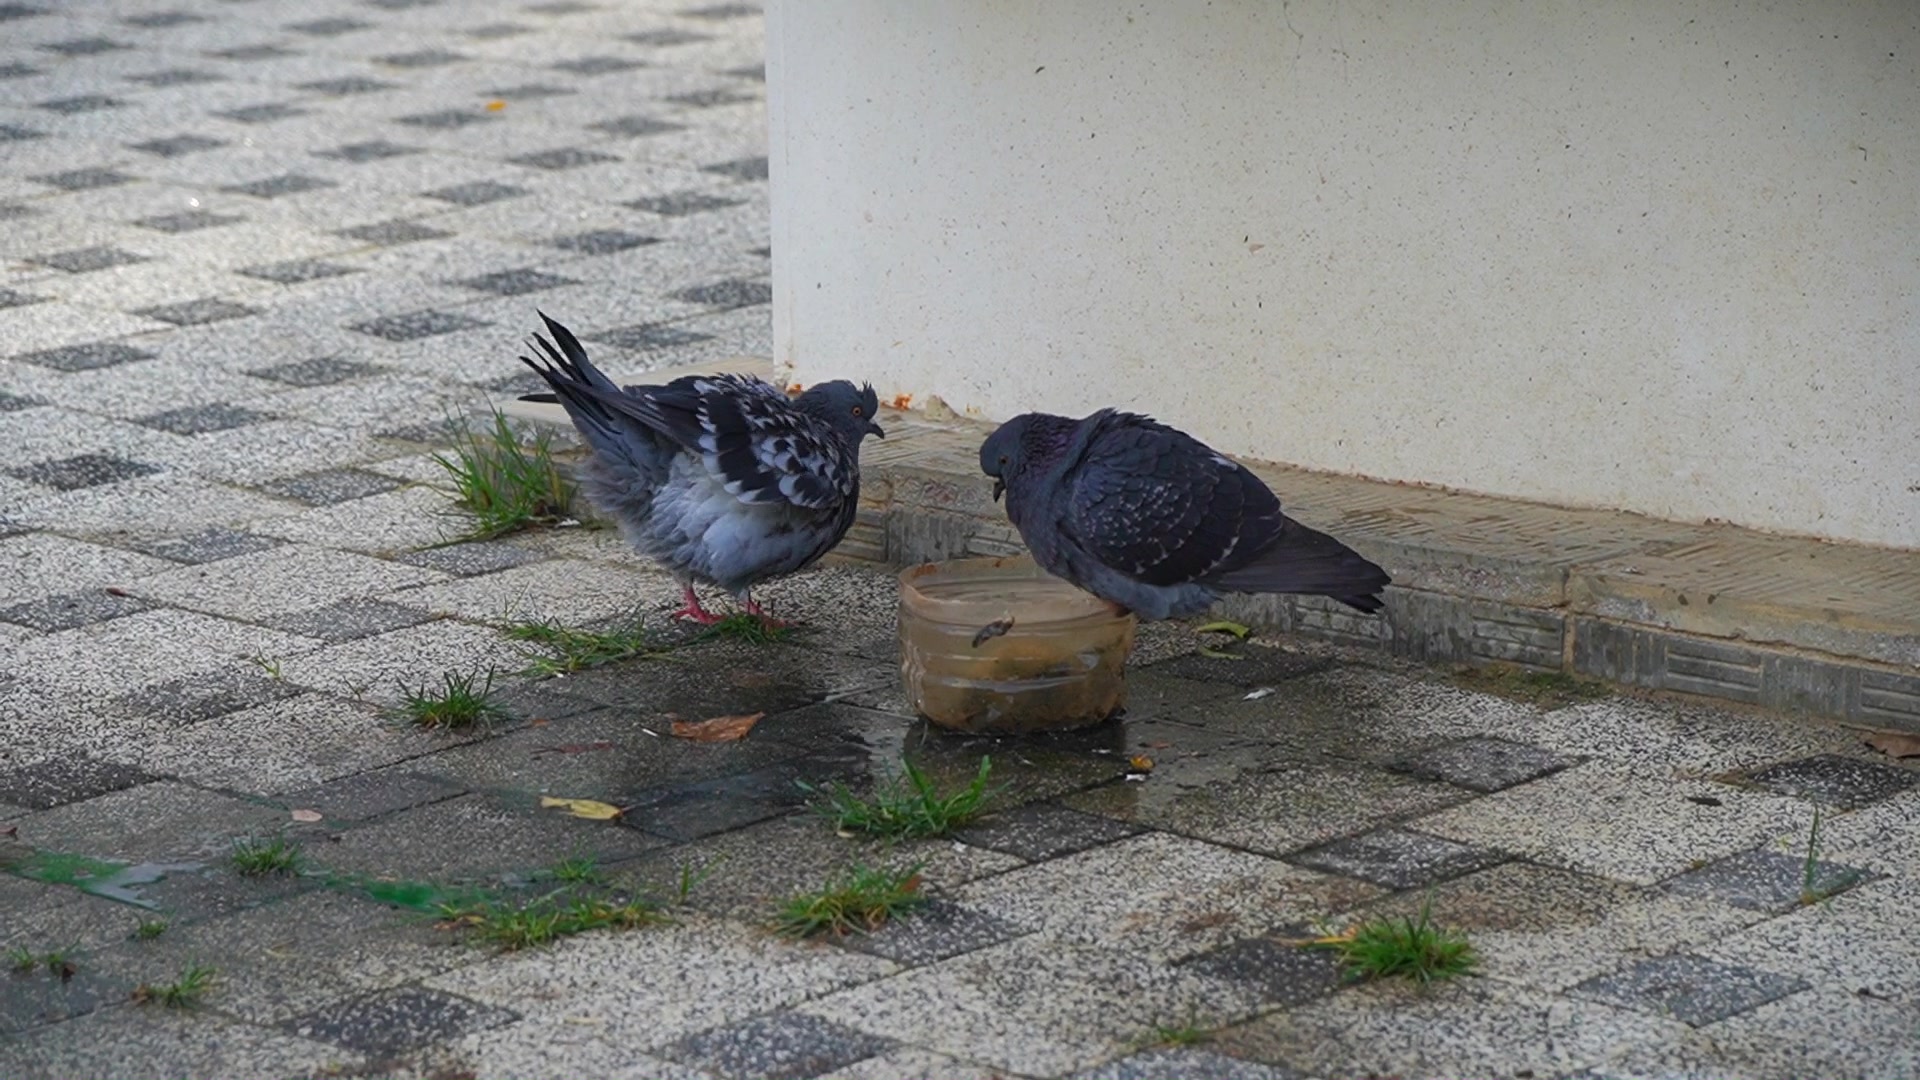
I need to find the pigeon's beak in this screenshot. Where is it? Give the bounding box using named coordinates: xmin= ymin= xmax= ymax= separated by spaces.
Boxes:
xmin=866 ymin=420 xmax=886 ymax=439
xmin=991 ymin=478 xmax=1005 ymax=503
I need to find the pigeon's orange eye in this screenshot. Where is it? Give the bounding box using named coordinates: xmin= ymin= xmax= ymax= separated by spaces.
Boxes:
xmin=851 ymin=405 xmax=864 ymax=418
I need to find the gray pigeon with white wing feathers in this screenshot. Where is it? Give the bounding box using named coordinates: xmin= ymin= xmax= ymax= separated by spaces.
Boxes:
xmin=979 ymin=409 xmax=1390 ymax=620
xmin=517 ymin=312 xmax=883 ymax=626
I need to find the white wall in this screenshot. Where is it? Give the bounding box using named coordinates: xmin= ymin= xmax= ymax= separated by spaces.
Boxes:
xmin=767 ymin=0 xmax=1920 ymax=550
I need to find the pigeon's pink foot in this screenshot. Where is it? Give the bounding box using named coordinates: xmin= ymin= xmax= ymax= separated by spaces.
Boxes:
xmin=740 ymin=595 xmax=799 ymax=630
xmin=671 ymin=585 xmax=726 ymax=625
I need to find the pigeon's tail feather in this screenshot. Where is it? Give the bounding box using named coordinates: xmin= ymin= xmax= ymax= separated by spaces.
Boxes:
xmin=1203 ymin=516 xmax=1391 ymax=614
xmin=517 ymin=391 xmax=559 ymax=405
xmin=517 ymin=312 xmax=676 ymax=503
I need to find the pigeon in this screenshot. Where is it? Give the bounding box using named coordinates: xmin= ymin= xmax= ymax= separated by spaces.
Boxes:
xmin=979 ymin=409 xmax=1391 ymax=620
xmin=516 ymin=312 xmax=884 ymax=626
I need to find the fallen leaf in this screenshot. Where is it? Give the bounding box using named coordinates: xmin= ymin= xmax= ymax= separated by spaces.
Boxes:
xmin=670 ymin=712 xmax=765 ymax=743
xmin=290 ymin=809 xmax=323 ymax=823
xmin=531 ymin=740 xmax=615 ymax=757
xmin=1128 ymin=754 xmax=1155 ymax=773
xmin=485 ymin=99 xmax=507 ymax=111
xmin=1865 ymin=731 xmax=1920 ymax=759
xmin=105 ymin=586 xmax=131 ymax=597
xmin=888 ymin=393 xmax=913 ymax=410
xmin=539 ymin=796 xmax=625 ymax=820
xmin=529 ymin=717 xmax=552 ymax=727
xmin=1244 ymin=687 xmax=1275 ymax=700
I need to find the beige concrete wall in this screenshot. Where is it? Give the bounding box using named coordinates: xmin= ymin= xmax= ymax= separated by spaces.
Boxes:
xmin=767 ymin=0 xmax=1920 ymax=550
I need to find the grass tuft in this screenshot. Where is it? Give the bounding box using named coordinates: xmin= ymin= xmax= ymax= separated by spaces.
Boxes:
xmin=438 ymin=894 xmax=663 ymax=952
xmin=7 ymin=946 xmax=36 ymax=974
xmin=1310 ymin=897 xmax=1478 ymax=985
xmin=230 ymin=834 xmax=302 ymax=877
xmin=134 ymin=920 xmax=169 ymax=941
xmin=550 ymin=855 xmax=604 ymax=887
xmin=504 ymin=614 xmax=672 ymax=677
xmin=775 ymin=863 xmax=928 ymax=938
xmin=133 ymin=963 xmax=215 ymax=1008
xmin=432 ymin=408 xmax=576 ymax=542
xmin=394 ymin=667 xmax=509 ymax=730
xmin=800 ymin=757 xmax=995 ymax=841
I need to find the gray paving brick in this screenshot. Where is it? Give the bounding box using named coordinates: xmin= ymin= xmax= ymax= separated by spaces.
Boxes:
xmin=660 ymin=1011 xmax=894 ymax=1080
xmin=1662 ymin=846 xmax=1876 ymax=912
xmin=0 ymin=754 xmax=157 ymax=810
xmin=129 ymin=528 xmax=283 ymax=565
xmin=135 ymin=209 xmax=243 ymax=233
xmin=0 ymin=588 xmax=155 ymax=632
xmin=8 ymin=453 xmax=163 ymax=491
xmin=27 ymin=247 xmax=150 ymax=274
xmin=249 ymin=355 xmax=383 ymax=386
xmin=285 ymin=987 xmax=516 ymax=1055
xmin=1286 ymin=826 xmax=1508 ymax=888
xmin=1391 ymin=735 xmax=1581 ymax=792
xmin=1569 ymin=954 xmax=1809 ymax=1027
xmin=1745 ymin=753 xmax=1919 ymax=809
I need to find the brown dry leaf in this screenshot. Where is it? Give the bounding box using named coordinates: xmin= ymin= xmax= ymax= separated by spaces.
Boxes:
xmin=290 ymin=809 xmax=323 ymax=823
xmin=1865 ymin=731 xmax=1920 ymax=759
xmin=539 ymin=796 xmax=625 ymax=820
xmin=671 ymin=712 xmax=766 ymax=743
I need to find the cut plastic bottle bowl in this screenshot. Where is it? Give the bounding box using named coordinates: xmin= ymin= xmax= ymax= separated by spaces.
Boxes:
xmin=897 ymin=555 xmax=1137 ymax=734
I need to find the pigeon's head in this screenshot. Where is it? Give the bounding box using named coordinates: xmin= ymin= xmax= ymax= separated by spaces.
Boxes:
xmin=979 ymin=413 xmax=1041 ymax=503
xmin=796 ymin=380 xmax=885 ymax=443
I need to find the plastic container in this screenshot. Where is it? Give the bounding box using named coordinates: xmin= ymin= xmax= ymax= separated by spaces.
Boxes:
xmin=897 ymin=555 xmax=1138 ymax=734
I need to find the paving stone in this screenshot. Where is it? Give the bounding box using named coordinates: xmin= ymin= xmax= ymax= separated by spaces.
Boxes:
xmin=673 ymin=277 xmax=770 ymax=308
xmin=466 ymin=21 xmax=532 ymax=39
xmin=1699 ymin=874 xmax=1920 ymax=1006
xmin=0 ymin=533 xmax=175 ymax=606
xmin=119 ymin=665 xmax=305 ymax=728
xmin=553 ymin=54 xmax=646 ymax=75
xmin=625 ymin=27 xmax=712 ymax=46
xmin=298 ymin=76 xmax=400 ymax=95
xmin=0 ymin=389 xmax=48 ymax=410
xmin=660 ymin=1011 xmax=894 ymax=1080
xmin=9 ymin=780 xmax=286 ymax=861
xmin=376 ymin=48 xmax=466 ymax=68
xmin=8 ymin=453 xmax=164 ymax=492
xmin=37 ymin=95 xmax=126 ymax=114
xmin=1143 ymin=644 xmax=1337 ymax=687
xmin=133 ymin=543 xmax=442 ymax=623
xmin=1662 ymin=845 xmax=1876 ymax=913
xmin=628 ymin=190 xmax=745 ymax=216
xmin=349 ymin=309 xmax=490 ymax=340
xmin=1073 ymin=1047 xmax=1302 ymax=1080
xmin=0 ymin=753 xmax=157 ymax=810
xmin=122 ymin=12 xmax=206 ymax=28
xmin=319 ymin=792 xmax=666 ymax=881
xmin=840 ymin=899 xmax=1028 ymax=967
xmin=953 ymin=801 xmax=1143 ymax=861
xmin=215 ymin=102 xmax=311 ymax=123
xmin=249 ymin=355 xmax=383 ymax=386
xmin=0 ymin=962 xmax=127 ymax=1036
xmin=683 ymin=3 xmax=762 ymax=19
xmin=0 ymin=1007 xmax=362 ymax=1079
xmin=135 ymin=209 xmax=244 ymax=233
xmin=288 ymin=16 xmax=372 ymax=35
xmin=1391 ymin=734 xmax=1582 ymax=792
xmin=13 ymin=341 xmax=155 ymax=371
xmin=1286 ymin=825 xmax=1508 ymax=889
xmin=510 ymin=147 xmax=621 ymax=171
xmin=208 ymin=43 xmax=299 ymax=61
xmin=130 ymin=527 xmax=283 ymax=565
xmin=238 ymin=258 xmax=359 ymax=284
xmin=277 ymin=768 xmax=466 ymax=824
xmin=134 ymin=402 xmax=275 ymax=435
xmin=668 ymin=87 xmax=759 ymax=108
xmin=396 ymin=108 xmax=498 ymax=130
xmin=1211 ymin=977 xmax=1687 ymax=1079
xmin=1569 ymin=954 xmax=1809 ymax=1027
xmin=132 ymin=298 xmax=260 ymax=326
xmin=335 ymin=219 xmax=453 ymax=245
xmin=592 ymin=114 xmax=687 ymax=138
xmin=589 ymin=322 xmax=715 ymax=350
xmin=263 ymin=597 xmax=433 ymax=643
xmin=454 ymin=268 xmax=578 ymax=295
xmin=422 ymin=180 xmax=528 ymax=207
xmin=1414 ymin=760 xmax=1812 ymax=885
xmin=801 ymin=936 xmax=1266 ymax=1079
xmin=125 ymin=67 xmax=225 ymax=86
xmin=549 ymin=229 xmax=660 ymax=255
xmin=1745 ymin=752 xmax=1919 ymax=808
xmin=128 ymin=133 xmax=227 ymax=157
xmin=0 ymin=588 xmax=155 ymax=632
xmin=704 ymin=155 xmax=769 ymax=181
xmin=286 ymin=986 xmax=516 ymax=1055
xmin=27 ymin=247 xmax=150 ymax=274
xmin=221 ymin=173 xmax=337 ymax=198
xmin=952 ymin=831 xmax=1379 ymax=963
xmin=258 ymin=467 xmax=403 ymax=505
xmin=0 ymin=122 xmax=42 ymax=140
xmin=1179 ymin=933 xmax=1346 ymax=1009
xmin=313 ymin=139 xmax=420 ymax=163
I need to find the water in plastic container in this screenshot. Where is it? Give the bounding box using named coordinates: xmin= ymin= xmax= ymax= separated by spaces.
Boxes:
xmin=897 ymin=556 xmax=1137 ymax=734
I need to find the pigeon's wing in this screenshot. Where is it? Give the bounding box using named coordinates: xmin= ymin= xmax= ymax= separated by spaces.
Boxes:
xmin=1061 ymin=413 xmax=1284 ymax=588
xmin=574 ymin=372 xmax=856 ymax=510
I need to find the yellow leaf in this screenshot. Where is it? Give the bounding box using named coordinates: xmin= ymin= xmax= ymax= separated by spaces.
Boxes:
xmin=485 ymin=99 xmax=507 ymax=111
xmin=1128 ymin=754 xmax=1155 ymax=772
xmin=670 ymin=712 xmax=766 ymax=743
xmin=540 ymin=796 xmax=625 ymax=820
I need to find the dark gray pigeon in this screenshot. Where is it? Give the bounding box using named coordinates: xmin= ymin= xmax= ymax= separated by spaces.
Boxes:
xmin=517 ymin=312 xmax=883 ymax=626
xmin=979 ymin=409 xmax=1391 ymax=620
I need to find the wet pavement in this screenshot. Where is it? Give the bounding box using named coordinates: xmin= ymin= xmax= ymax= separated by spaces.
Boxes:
xmin=4 ymin=1 xmax=1920 ymax=1078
